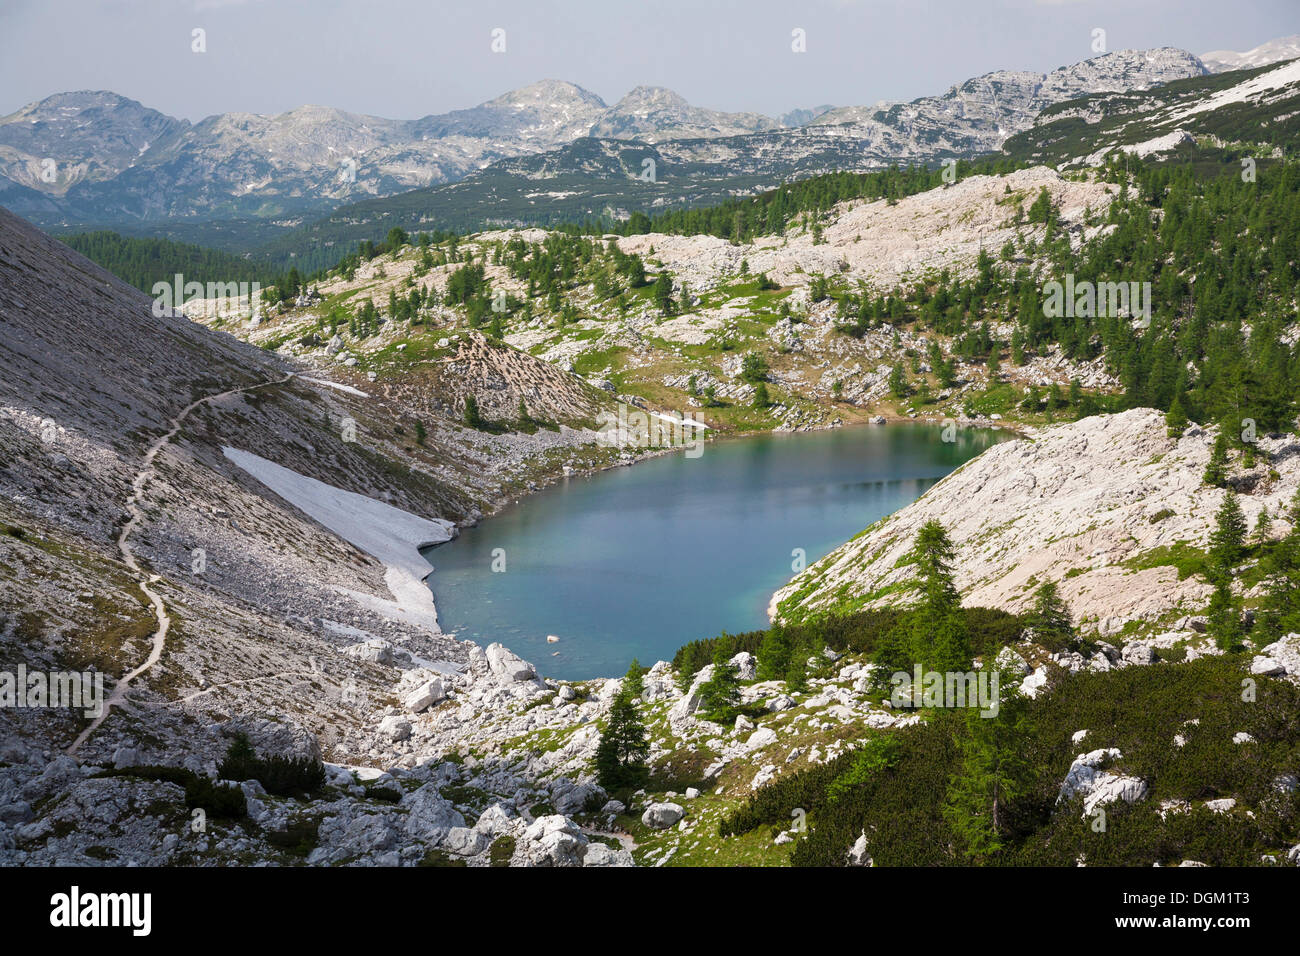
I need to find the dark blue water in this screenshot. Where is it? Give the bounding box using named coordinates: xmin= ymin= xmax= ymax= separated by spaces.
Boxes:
xmin=423 ymin=424 xmax=1000 ymax=679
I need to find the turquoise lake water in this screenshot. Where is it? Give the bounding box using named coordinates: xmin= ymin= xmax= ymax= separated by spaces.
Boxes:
xmin=422 ymin=424 xmax=1001 ymax=680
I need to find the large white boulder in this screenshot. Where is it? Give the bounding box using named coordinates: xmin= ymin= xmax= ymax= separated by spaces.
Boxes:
xmin=485 ymin=643 xmax=538 ymax=683
xmin=641 ymin=802 xmax=684 ymax=829
xmin=1057 ymin=748 xmax=1148 ymax=817
xmin=582 ymin=842 xmax=634 ymax=867
xmin=730 ymin=651 xmax=757 ymax=681
xmin=400 ymin=784 xmax=465 ymax=843
xmin=669 ymin=665 xmax=714 ymax=721
xmin=1254 ymin=633 xmax=1300 ymax=681
xmin=519 ymin=814 xmax=587 ymax=866
xmin=404 ymin=678 xmax=447 ymax=713
xmin=378 ymin=715 xmax=412 ymax=742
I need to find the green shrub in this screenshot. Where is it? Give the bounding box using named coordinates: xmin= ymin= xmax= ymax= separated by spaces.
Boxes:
xmin=218 ymin=733 xmax=326 ymax=797
xmin=489 ymin=835 xmax=516 ymax=867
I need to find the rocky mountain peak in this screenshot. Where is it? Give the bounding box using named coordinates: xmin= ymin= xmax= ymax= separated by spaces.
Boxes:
xmin=1202 ymin=33 xmax=1300 ymax=73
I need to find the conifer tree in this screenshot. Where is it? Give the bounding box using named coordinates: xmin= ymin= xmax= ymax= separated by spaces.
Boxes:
xmin=593 ymin=688 xmax=649 ymax=791
xmin=757 ymin=627 xmax=791 ymax=681
xmin=698 ymin=646 xmax=741 ymax=720
xmin=1026 ymin=580 xmax=1074 ymax=650
xmin=943 ymin=696 xmax=1029 ymax=861
xmin=1203 ymin=428 xmax=1230 ymax=487
xmin=907 ymin=520 xmax=970 ymax=673
xmin=463 ymin=394 xmax=481 ymax=428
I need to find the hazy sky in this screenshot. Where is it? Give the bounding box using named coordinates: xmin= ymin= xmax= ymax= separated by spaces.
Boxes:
xmin=2 ymin=0 xmax=1298 ymax=122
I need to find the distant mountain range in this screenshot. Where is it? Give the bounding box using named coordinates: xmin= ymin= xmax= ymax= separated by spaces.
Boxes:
xmin=1201 ymin=33 xmax=1300 ymax=73
xmin=1003 ymin=57 xmax=1300 ymax=169
xmin=3 ymin=35 xmax=1296 ymax=269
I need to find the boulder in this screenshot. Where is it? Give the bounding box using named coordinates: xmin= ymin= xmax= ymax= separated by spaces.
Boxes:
xmin=641 ymin=802 xmax=685 ymax=829
xmin=1057 ymin=748 xmax=1148 ymax=818
xmin=485 ymin=643 xmax=538 ymax=683
xmin=847 ymin=831 xmax=873 ymax=866
xmin=669 ymin=665 xmax=714 ymax=721
xmin=746 ymin=727 xmax=779 ymax=751
xmin=730 ymin=651 xmax=757 ymax=681
xmin=378 ymin=715 xmax=412 ymax=743
xmin=582 ymin=842 xmax=634 ymax=867
xmin=443 ymin=826 xmax=490 ymax=856
xmin=519 ymin=815 xmax=587 ymax=866
xmin=1121 ymin=643 xmax=1156 ymax=666
xmin=400 ymin=784 xmax=465 ymax=843
xmin=552 ymin=780 xmax=605 ymax=815
xmin=472 ymin=803 xmax=516 ymax=837
xmin=404 ymin=678 xmax=447 ymax=713
xmin=994 ymin=646 xmax=1031 ymax=676
xmin=342 ymin=639 xmax=394 ymax=665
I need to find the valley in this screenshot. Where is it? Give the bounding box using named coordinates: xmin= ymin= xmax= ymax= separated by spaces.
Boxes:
xmin=2 ymin=14 xmax=1300 ymax=880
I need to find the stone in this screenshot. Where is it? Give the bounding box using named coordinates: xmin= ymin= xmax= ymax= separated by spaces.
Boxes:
xmin=519 ymin=815 xmax=587 ymax=866
xmin=401 ymin=784 xmax=465 ymax=843
xmin=582 ymin=842 xmax=633 ymax=867
xmin=1057 ymin=748 xmax=1148 ymax=817
xmin=486 ymin=643 xmax=538 ymax=683
xmin=1121 ymin=643 xmax=1156 ymax=666
xmin=994 ymin=646 xmax=1031 ymax=676
xmin=378 ymin=715 xmax=412 ymax=743
xmin=730 ymin=651 xmax=757 ymax=681
xmin=404 ymin=678 xmax=447 ymax=714
xmin=847 ymin=831 xmax=873 ymax=866
xmin=746 ymin=727 xmax=779 ymax=751
xmin=641 ymin=802 xmax=684 ymax=829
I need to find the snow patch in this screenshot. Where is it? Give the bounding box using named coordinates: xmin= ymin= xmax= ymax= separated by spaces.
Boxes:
xmin=222 ymin=447 xmax=454 ymax=632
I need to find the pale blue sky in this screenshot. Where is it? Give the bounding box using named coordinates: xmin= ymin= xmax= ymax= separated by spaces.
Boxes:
xmin=2 ymin=0 xmax=1297 ymax=121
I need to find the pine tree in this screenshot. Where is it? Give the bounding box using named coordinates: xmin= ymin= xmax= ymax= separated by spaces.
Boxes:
xmin=1165 ymin=395 xmax=1188 ymax=437
xmin=757 ymin=627 xmax=791 ymax=681
xmin=463 ymin=394 xmax=481 ymax=428
xmin=593 ymin=690 xmax=649 ymax=791
xmin=906 ymin=520 xmax=970 ymax=673
xmin=752 ymin=382 xmax=770 ymax=408
xmin=1209 ymin=490 xmax=1247 ymax=569
xmin=870 ymin=625 xmax=912 ymax=694
xmin=1026 ymin=580 xmax=1074 ymax=651
xmin=653 ymin=272 xmax=675 ymax=315
xmin=622 ymin=659 xmax=645 ymax=701
xmin=1207 ymin=490 xmax=1246 ymax=650
xmin=1258 ymin=516 xmax=1300 ymax=641
xmin=943 ymin=697 xmax=1029 ymax=861
xmin=784 ymin=649 xmax=809 ymax=694
xmin=1203 ymin=427 xmax=1230 ymax=487
xmin=698 ymin=646 xmax=741 ymax=720
xmin=889 ymin=362 xmax=909 ymax=399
